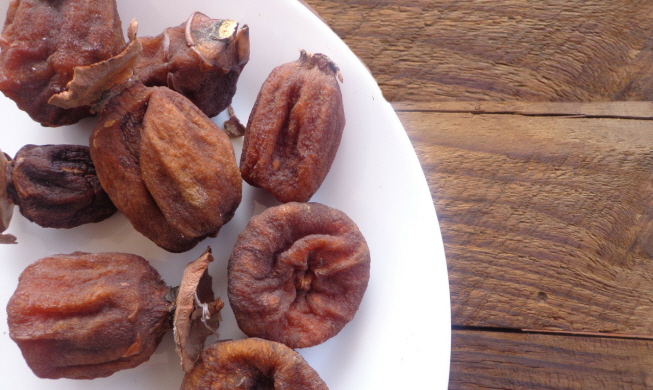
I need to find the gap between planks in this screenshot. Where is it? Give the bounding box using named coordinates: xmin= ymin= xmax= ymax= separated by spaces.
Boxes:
xmin=454 ymin=326 xmax=653 ymax=341
xmin=391 ymin=101 xmax=653 ymax=120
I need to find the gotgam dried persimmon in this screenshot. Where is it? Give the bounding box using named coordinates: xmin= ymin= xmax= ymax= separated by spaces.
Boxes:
xmin=0 ymin=0 xmax=125 ymax=126
xmin=135 ymin=12 xmax=249 ymax=118
xmin=0 ymin=149 xmax=15 ymax=243
xmin=228 ymin=202 xmax=370 ymax=349
xmin=180 ymin=338 xmax=329 ymax=390
xmin=6 ymin=252 xmax=173 ymax=379
xmin=7 ymin=248 xmax=224 ymax=379
xmin=49 ymin=22 xmax=242 ymax=253
xmin=240 ymin=50 xmax=345 ymax=203
xmin=5 ymin=144 xmax=116 ymax=229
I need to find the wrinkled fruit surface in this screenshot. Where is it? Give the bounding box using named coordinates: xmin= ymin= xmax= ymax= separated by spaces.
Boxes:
xmin=0 ymin=0 xmax=125 ymax=126
xmin=228 ymin=202 xmax=370 ymax=349
xmin=5 ymin=144 xmax=117 ymax=228
xmin=180 ymin=338 xmax=329 ymax=390
xmin=6 ymin=252 xmax=172 ymax=379
xmin=240 ymin=50 xmax=345 ymax=203
xmin=136 ymin=12 xmax=249 ymax=118
xmin=90 ymin=83 xmax=242 ymax=252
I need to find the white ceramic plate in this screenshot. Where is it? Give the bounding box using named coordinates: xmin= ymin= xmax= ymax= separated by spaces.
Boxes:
xmin=0 ymin=0 xmax=451 ymax=388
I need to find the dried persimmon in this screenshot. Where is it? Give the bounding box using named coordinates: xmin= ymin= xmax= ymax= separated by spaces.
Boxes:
xmin=6 ymin=252 xmax=173 ymax=379
xmin=228 ymin=202 xmax=370 ymax=349
xmin=180 ymin=338 xmax=329 ymax=389
xmin=0 ymin=0 xmax=125 ymax=126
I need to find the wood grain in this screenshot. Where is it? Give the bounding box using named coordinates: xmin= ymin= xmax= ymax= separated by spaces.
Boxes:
xmin=396 ymin=102 xmax=653 ymax=335
xmin=450 ymin=330 xmax=653 ymax=390
xmin=305 ymin=0 xmax=653 ymax=102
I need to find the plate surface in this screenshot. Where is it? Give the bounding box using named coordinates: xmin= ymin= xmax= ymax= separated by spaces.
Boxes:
xmin=0 ymin=0 xmax=451 ymax=388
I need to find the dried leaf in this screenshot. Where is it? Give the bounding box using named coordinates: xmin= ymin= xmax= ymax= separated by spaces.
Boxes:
xmin=49 ymin=20 xmax=142 ymax=111
xmin=174 ymin=247 xmax=224 ymax=372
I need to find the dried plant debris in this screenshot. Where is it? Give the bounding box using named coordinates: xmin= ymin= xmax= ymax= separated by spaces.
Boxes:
xmin=50 ymin=22 xmax=242 ymax=253
xmin=5 ymin=144 xmax=116 ymax=229
xmin=174 ymin=247 xmax=224 ymax=372
xmin=6 ymin=252 xmax=174 ymax=379
xmin=180 ymin=338 xmax=329 ymax=390
xmin=240 ymin=50 xmax=345 ymax=203
xmin=0 ymin=0 xmax=125 ymax=126
xmin=136 ymin=12 xmax=250 ymax=117
xmin=0 ymin=149 xmax=16 ymax=243
xmin=223 ymin=105 xmax=246 ymax=138
xmin=228 ymin=202 xmax=370 ymax=349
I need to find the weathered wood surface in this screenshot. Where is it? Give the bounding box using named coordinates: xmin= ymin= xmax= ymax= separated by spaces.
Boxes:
xmin=396 ymin=102 xmax=653 ymax=335
xmin=451 ymin=330 xmax=653 ymax=390
xmin=395 ymin=102 xmax=653 ymax=388
xmin=305 ymin=0 xmax=653 ymax=102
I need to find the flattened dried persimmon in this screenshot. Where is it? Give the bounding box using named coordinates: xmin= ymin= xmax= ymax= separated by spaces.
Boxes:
xmin=180 ymin=338 xmax=329 ymax=390
xmin=228 ymin=202 xmax=370 ymax=349
xmin=0 ymin=0 xmax=125 ymax=126
xmin=6 ymin=252 xmax=173 ymax=379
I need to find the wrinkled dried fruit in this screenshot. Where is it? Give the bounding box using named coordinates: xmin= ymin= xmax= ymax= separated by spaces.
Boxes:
xmin=50 ymin=23 xmax=242 ymax=252
xmin=174 ymin=247 xmax=224 ymax=372
xmin=6 ymin=252 xmax=173 ymax=379
xmin=228 ymin=202 xmax=370 ymax=349
xmin=0 ymin=149 xmax=14 ymax=239
xmin=0 ymin=0 xmax=125 ymax=126
xmin=240 ymin=50 xmax=345 ymax=203
xmin=135 ymin=12 xmax=250 ymax=118
xmin=180 ymin=338 xmax=329 ymax=390
xmin=5 ymin=144 xmax=117 ymax=229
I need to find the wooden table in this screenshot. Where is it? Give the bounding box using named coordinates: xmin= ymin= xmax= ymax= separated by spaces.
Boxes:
xmin=305 ymin=1 xmax=653 ymax=389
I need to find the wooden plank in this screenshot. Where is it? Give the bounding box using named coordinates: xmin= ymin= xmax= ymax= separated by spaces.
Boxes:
xmin=305 ymin=0 xmax=653 ymax=102
xmin=397 ymin=102 xmax=653 ymax=335
xmin=450 ymin=330 xmax=653 ymax=390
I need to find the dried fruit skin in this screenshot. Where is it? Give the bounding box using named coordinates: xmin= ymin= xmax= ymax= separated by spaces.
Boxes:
xmin=135 ymin=12 xmax=250 ymax=118
xmin=180 ymin=338 xmax=329 ymax=390
xmin=6 ymin=252 xmax=172 ymax=379
xmin=240 ymin=50 xmax=345 ymax=203
xmin=228 ymin=202 xmax=370 ymax=349
xmin=5 ymin=144 xmax=117 ymax=228
xmin=0 ymin=0 xmax=125 ymax=126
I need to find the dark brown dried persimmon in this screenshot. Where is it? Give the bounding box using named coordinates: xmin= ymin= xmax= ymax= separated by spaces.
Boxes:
xmin=180 ymin=338 xmax=329 ymax=390
xmin=5 ymin=144 xmax=117 ymax=229
xmin=240 ymin=50 xmax=345 ymax=203
xmin=135 ymin=12 xmax=249 ymax=118
xmin=0 ymin=0 xmax=125 ymax=126
xmin=6 ymin=252 xmax=173 ymax=379
xmin=228 ymin=202 xmax=370 ymax=349
xmin=0 ymin=149 xmax=15 ymax=243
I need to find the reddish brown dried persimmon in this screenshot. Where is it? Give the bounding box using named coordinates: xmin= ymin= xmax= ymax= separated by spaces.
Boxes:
xmin=135 ymin=12 xmax=249 ymax=118
xmin=49 ymin=22 xmax=242 ymax=253
xmin=240 ymin=50 xmax=345 ymax=203
xmin=6 ymin=252 xmax=173 ymax=379
xmin=0 ymin=0 xmax=125 ymax=126
xmin=228 ymin=202 xmax=370 ymax=349
xmin=5 ymin=144 xmax=117 ymax=229
xmin=180 ymin=338 xmax=329 ymax=390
